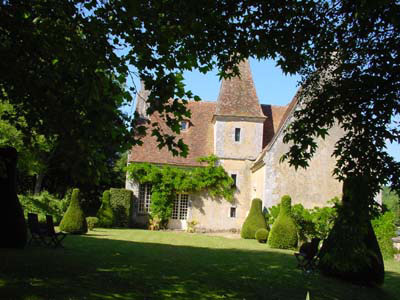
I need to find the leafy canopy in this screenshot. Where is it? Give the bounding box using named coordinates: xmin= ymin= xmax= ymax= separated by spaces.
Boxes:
xmin=1 ymin=0 xmax=399 ymax=199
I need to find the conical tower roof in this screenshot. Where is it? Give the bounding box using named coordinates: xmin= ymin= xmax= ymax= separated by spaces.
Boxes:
xmin=216 ymin=59 xmax=264 ymax=118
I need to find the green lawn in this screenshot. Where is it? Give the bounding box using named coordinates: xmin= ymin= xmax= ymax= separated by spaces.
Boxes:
xmin=1 ymin=229 xmax=399 ymax=300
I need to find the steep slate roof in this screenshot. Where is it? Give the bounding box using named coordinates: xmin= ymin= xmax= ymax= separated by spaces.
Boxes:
xmin=216 ymin=60 xmax=265 ymax=118
xmin=129 ymin=101 xmax=216 ymax=167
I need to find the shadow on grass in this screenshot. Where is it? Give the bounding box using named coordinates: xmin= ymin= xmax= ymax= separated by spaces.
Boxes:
xmin=0 ymin=233 xmax=399 ymax=300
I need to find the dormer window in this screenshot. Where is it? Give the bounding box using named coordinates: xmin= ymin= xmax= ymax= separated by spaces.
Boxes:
xmin=234 ymin=128 xmax=241 ymax=142
xmin=180 ymin=121 xmax=189 ymax=131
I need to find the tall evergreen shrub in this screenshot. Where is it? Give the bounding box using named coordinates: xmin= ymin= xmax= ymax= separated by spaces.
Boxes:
xmin=318 ymin=176 xmax=384 ymax=286
xmin=268 ymin=195 xmax=298 ymax=249
xmin=96 ymin=190 xmax=114 ymax=228
xmin=59 ymin=188 xmax=87 ymax=234
xmin=109 ymin=188 xmax=133 ymax=227
xmin=241 ymin=198 xmax=267 ymax=239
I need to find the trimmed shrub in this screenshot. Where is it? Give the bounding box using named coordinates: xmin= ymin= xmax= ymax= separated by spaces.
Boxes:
xmin=372 ymin=211 xmax=396 ymax=259
xmin=86 ymin=217 xmax=99 ymax=231
xmin=318 ymin=176 xmax=384 ymax=286
xmin=109 ymin=188 xmax=133 ymax=227
xmin=241 ymin=198 xmax=267 ymax=239
xmin=268 ymin=195 xmax=298 ymax=249
xmin=96 ymin=190 xmax=115 ymax=228
xmin=59 ymin=189 xmax=88 ymax=234
xmin=255 ymin=228 xmax=269 ymax=243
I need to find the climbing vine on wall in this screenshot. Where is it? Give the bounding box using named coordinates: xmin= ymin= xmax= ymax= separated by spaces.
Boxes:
xmin=126 ymin=155 xmax=234 ymax=226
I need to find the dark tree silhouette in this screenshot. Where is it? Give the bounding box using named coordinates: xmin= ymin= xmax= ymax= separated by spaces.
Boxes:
xmin=0 ymin=147 xmax=27 ymax=248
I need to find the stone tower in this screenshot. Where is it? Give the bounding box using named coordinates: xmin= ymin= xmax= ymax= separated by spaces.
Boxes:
xmin=214 ymin=59 xmax=265 ymax=160
xmin=213 ymin=59 xmax=266 ymax=226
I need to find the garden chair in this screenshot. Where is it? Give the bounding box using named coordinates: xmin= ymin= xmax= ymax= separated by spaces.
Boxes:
xmin=27 ymin=213 xmax=49 ymax=246
xmin=295 ymin=238 xmax=321 ymax=273
xmin=45 ymin=215 xmax=67 ymax=248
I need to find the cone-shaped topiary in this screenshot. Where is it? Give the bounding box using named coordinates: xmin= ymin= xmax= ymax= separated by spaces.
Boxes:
xmin=318 ymin=176 xmax=384 ymax=286
xmin=241 ymin=198 xmax=267 ymax=239
xmin=59 ymin=188 xmax=87 ymax=234
xmin=268 ymin=195 xmax=298 ymax=249
xmin=255 ymin=228 xmax=269 ymax=243
xmin=96 ymin=190 xmax=115 ymax=228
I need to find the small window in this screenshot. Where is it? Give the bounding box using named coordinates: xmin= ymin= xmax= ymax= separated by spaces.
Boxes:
xmin=180 ymin=121 xmax=189 ymax=131
xmin=234 ymin=128 xmax=241 ymax=142
xmin=231 ymin=174 xmax=237 ymax=188
xmin=230 ymin=207 xmax=236 ymax=218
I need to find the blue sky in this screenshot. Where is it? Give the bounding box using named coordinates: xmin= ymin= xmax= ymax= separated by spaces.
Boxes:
xmin=130 ymin=58 xmax=399 ymax=162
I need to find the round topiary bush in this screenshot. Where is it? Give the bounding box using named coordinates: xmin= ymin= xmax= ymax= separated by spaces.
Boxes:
xmin=268 ymin=195 xmax=298 ymax=249
xmin=255 ymin=228 xmax=269 ymax=243
xmin=96 ymin=190 xmax=114 ymax=228
xmin=59 ymin=188 xmax=88 ymax=234
xmin=241 ymin=198 xmax=267 ymax=239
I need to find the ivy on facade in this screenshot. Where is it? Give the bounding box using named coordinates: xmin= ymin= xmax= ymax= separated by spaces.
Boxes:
xmin=126 ymin=155 xmax=234 ymax=225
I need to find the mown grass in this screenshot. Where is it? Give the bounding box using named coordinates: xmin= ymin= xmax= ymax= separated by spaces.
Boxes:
xmin=0 ymin=228 xmax=399 ymax=300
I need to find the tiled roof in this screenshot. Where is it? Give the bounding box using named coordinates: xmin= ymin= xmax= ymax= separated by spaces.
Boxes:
xmin=253 ymin=92 xmax=300 ymax=168
xmin=216 ymin=60 xmax=265 ymax=118
xmin=129 ymin=101 xmax=216 ymax=167
xmin=261 ymin=104 xmax=288 ymax=148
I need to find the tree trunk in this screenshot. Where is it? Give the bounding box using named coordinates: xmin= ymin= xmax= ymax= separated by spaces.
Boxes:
xmin=34 ymin=173 xmax=44 ymax=195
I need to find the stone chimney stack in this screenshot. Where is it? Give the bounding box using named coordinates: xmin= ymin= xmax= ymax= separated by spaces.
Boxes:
xmin=135 ymin=81 xmax=150 ymax=119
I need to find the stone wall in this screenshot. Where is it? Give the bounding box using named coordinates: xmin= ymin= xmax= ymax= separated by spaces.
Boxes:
xmin=251 ymin=165 xmax=265 ymax=200
xmin=189 ymin=159 xmax=253 ymax=231
xmin=214 ymin=116 xmax=264 ymax=160
xmin=262 ymin=124 xmax=344 ymax=209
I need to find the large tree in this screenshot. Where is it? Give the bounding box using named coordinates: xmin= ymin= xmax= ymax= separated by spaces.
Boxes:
xmin=2 ymin=1 xmax=398 ymax=195
xmin=1 ymin=0 xmax=132 ymax=190
xmin=1 ymin=1 xmax=399 ymax=265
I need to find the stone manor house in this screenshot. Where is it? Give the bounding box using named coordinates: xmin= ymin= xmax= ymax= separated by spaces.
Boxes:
xmin=126 ymin=60 xmax=343 ymax=231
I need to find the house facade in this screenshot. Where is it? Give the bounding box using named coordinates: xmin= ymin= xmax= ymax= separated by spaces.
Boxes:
xmin=126 ymin=60 xmax=343 ymax=231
